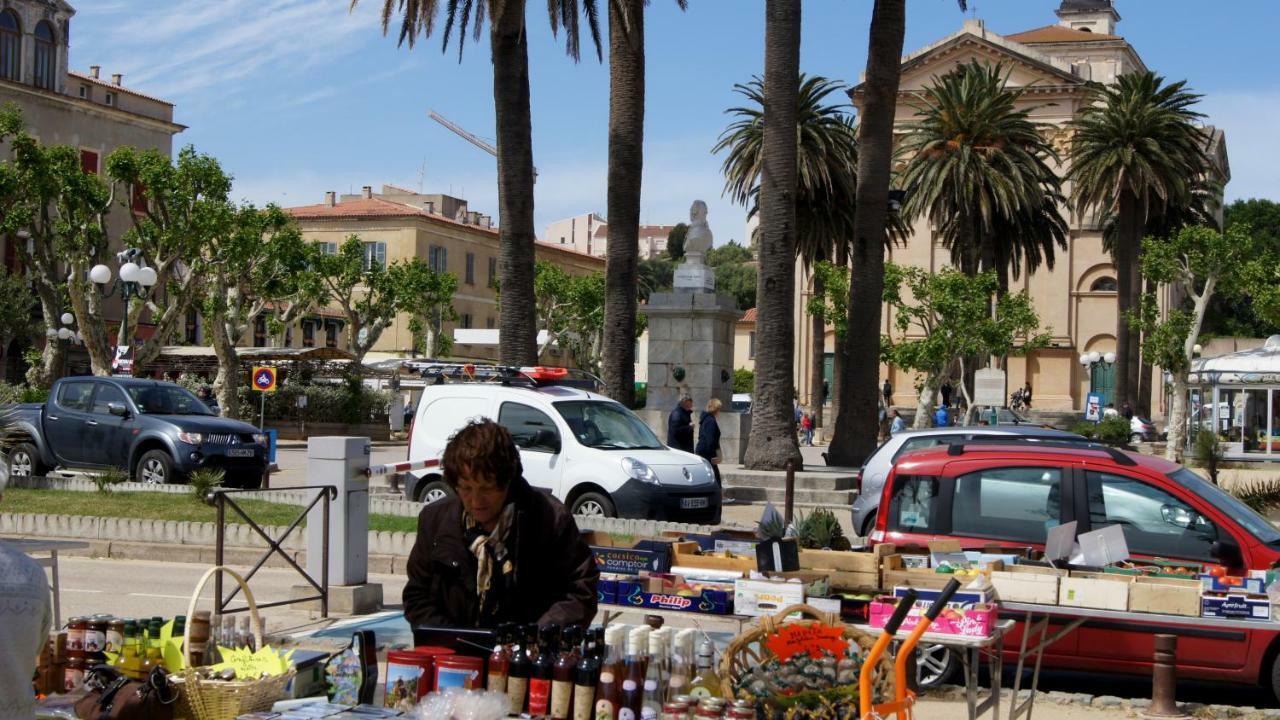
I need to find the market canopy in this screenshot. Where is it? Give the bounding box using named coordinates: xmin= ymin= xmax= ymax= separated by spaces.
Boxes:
xmin=144 ymin=345 xmax=356 ymax=373
xmin=1189 ymin=335 xmax=1280 ymax=385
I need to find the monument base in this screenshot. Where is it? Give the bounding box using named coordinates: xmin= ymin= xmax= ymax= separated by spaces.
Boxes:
xmin=640 ymin=291 xmax=740 ymax=414
xmin=673 ymin=263 xmax=716 ymax=293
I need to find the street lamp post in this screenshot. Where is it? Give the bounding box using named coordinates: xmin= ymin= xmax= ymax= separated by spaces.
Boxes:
xmin=85 ymin=248 xmax=159 ymax=374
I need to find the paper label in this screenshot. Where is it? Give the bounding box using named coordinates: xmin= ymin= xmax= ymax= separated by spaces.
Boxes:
xmin=529 ymin=678 xmax=552 ymax=714
xmin=594 ymin=699 xmax=617 ymax=720
xmin=764 ymin=623 xmax=846 ymax=663
xmin=551 ymin=680 xmax=574 ymax=718
xmin=209 ymin=645 xmax=295 ymax=679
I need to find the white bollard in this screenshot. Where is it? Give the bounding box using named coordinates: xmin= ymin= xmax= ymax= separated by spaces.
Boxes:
xmin=306 ymin=436 xmax=371 ymax=586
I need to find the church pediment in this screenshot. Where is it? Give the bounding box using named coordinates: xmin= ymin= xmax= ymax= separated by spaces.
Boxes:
xmin=896 ymin=29 xmax=1086 ymax=95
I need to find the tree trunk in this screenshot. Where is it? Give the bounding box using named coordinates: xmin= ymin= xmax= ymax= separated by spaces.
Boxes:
xmin=1114 ymin=189 xmax=1142 ymax=413
xmin=66 ymin=267 xmax=115 ymax=376
xmin=27 ymin=283 xmax=65 ymax=387
xmin=828 ymin=0 xmax=906 ymax=466
xmin=1137 ymin=277 xmax=1154 ymax=417
xmin=743 ymin=0 xmax=803 ymax=471
xmin=602 ymin=0 xmax=644 ymax=408
xmin=1165 ymin=372 xmax=1189 ymax=462
xmin=809 ymin=269 xmax=826 ymax=434
xmin=914 ymin=374 xmax=940 ymax=429
xmin=491 ymin=1 xmax=538 ymax=367
xmin=209 ymin=318 xmax=241 ymax=419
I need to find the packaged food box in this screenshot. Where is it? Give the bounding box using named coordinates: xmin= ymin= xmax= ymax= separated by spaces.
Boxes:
xmin=1202 ymin=594 xmax=1272 ymax=622
xmin=869 ymin=598 xmax=997 ymax=637
xmin=1198 ymin=574 xmax=1266 ymax=595
xmin=584 ymin=531 xmax=673 ymax=575
xmin=614 ymin=575 xmax=733 ymax=615
xmin=734 ymin=577 xmax=810 ymax=617
xmin=892 ymin=585 xmax=993 ymax=610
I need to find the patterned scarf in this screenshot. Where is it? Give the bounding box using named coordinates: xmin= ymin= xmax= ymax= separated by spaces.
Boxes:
xmin=464 ymin=504 xmax=517 ymax=615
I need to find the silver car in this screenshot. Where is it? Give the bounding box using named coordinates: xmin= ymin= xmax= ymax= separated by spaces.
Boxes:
xmin=849 ymin=425 xmax=1090 ymax=537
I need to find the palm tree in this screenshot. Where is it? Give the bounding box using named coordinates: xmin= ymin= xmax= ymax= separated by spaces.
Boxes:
xmin=357 ymin=0 xmax=603 ymax=366
xmin=1068 ymin=71 xmax=1208 ymax=413
xmin=714 ymin=75 xmax=859 ymax=439
xmin=898 ymin=61 xmax=1067 ymax=293
xmin=601 ymin=0 xmax=686 ymax=408
xmin=739 ymin=0 xmax=803 ymax=470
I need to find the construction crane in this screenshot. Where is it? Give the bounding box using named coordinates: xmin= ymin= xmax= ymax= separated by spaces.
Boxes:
xmin=428 ymin=109 xmax=538 ymax=182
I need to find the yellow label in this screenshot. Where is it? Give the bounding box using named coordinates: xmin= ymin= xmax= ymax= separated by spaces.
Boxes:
xmin=208 ymin=645 xmax=294 ymax=678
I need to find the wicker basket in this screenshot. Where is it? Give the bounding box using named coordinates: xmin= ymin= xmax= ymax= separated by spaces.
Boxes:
xmin=718 ymin=603 xmax=894 ymax=712
xmin=176 ymin=565 xmax=296 ymax=720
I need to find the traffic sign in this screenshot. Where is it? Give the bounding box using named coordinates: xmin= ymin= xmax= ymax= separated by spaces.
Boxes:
xmin=252 ymin=366 xmax=277 ymax=392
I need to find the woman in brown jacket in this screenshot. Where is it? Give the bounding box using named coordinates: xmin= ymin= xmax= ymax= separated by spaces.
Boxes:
xmin=403 ymin=419 xmax=599 ymax=629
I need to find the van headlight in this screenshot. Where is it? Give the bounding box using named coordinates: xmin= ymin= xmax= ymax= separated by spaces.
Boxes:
xmin=252 ymin=433 xmax=268 ymax=445
xmin=621 ymin=457 xmax=659 ymax=485
xmin=701 ymin=458 xmax=715 ymax=481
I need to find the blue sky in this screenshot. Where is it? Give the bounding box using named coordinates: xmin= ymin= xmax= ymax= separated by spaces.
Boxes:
xmin=71 ymin=0 xmax=1280 ymax=245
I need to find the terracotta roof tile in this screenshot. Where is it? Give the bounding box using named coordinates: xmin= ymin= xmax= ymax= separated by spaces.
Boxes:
xmin=1006 ymin=25 xmax=1118 ymax=43
xmin=740 ymin=308 xmax=757 ymax=323
xmin=68 ymin=71 xmax=175 ymax=106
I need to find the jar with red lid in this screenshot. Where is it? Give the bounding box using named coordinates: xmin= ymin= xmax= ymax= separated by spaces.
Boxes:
xmin=434 ymin=655 xmax=484 ymax=690
xmin=384 ymin=646 xmax=455 ymax=709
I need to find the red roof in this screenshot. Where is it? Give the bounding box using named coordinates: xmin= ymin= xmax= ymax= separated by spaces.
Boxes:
xmin=68 ymin=71 xmax=175 ymax=106
xmin=1006 ymin=25 xmax=1119 ymax=43
xmin=740 ymin=308 xmax=757 ymax=323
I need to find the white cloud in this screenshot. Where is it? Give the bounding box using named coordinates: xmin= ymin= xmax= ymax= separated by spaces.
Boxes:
xmin=1200 ymin=91 xmax=1280 ymax=202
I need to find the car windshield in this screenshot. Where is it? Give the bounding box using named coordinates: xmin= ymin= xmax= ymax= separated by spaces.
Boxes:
xmin=554 ymin=400 xmax=665 ymax=450
xmin=1167 ymin=467 xmax=1280 ymax=544
xmin=126 ymin=385 xmax=214 ymax=416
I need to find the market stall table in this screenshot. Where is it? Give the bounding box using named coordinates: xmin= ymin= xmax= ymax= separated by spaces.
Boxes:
xmin=594 ymin=603 xmax=755 ymax=635
xmin=1000 ymin=601 xmax=1280 ymax=720
xmin=2 ymin=537 xmax=89 ymax=628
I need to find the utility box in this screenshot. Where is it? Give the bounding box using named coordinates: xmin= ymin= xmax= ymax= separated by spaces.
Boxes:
xmin=306 ymin=436 xmax=371 ymax=586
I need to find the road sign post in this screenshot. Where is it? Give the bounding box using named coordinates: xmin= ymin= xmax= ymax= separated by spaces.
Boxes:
xmin=252 ymin=366 xmax=278 ymax=430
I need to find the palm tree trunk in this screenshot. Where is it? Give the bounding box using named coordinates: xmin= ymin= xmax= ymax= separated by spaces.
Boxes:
xmin=809 ymin=269 xmax=826 ymax=434
xmin=829 ymin=0 xmax=906 ymax=466
xmin=1137 ymin=275 xmax=1154 ymax=416
xmin=1115 ymin=188 xmax=1142 ymax=412
xmin=744 ymin=0 xmax=803 ymax=471
xmin=602 ymin=0 xmax=644 ymax=408
xmin=491 ymin=1 xmax=538 ymax=367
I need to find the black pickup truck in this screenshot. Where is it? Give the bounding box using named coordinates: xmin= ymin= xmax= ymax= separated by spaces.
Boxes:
xmin=3 ymin=377 xmax=267 ymax=487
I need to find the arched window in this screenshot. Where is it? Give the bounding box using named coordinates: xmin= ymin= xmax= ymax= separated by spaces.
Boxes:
xmin=33 ymin=20 xmax=55 ymax=90
xmin=1090 ymin=276 xmax=1118 ymax=292
xmin=0 ymin=11 xmax=19 ymax=81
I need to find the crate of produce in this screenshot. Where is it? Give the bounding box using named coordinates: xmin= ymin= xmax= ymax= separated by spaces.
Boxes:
xmin=1128 ymin=576 xmax=1202 ymax=617
xmin=989 ymin=565 xmax=1066 ymax=604
xmin=1059 ymin=572 xmax=1130 ymax=611
xmin=1198 ymin=574 xmax=1266 ymax=595
xmin=1104 ymin=558 xmax=1203 ymax=579
xmin=1202 ymin=594 xmax=1272 ymax=622
xmin=671 ymin=541 xmax=757 ymax=573
xmin=799 ymin=544 xmax=895 ymax=573
xmin=881 ymin=554 xmax=995 ymax=591
xmin=869 ymin=598 xmax=997 ymax=638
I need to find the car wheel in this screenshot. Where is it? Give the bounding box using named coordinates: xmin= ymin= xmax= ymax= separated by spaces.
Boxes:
xmin=570 ymin=491 xmax=616 ymax=518
xmin=136 ymin=450 xmax=177 ymax=485
xmin=418 ymin=479 xmax=453 ymax=505
xmin=1131 ymin=433 xmax=1144 ymax=444
xmin=8 ymin=442 xmax=45 ymax=478
xmin=915 ymin=643 xmax=959 ymax=689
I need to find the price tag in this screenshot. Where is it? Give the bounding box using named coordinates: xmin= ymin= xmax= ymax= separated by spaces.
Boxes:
xmin=764 ymin=623 xmax=847 ymax=662
xmin=209 ymin=646 xmax=295 ymax=678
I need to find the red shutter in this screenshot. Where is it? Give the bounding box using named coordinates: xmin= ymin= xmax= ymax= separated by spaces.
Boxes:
xmin=131 ymin=183 xmax=147 ymax=214
xmin=79 ymin=149 xmax=99 ymax=175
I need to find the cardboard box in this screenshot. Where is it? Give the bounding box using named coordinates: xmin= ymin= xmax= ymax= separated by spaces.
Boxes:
xmin=799 ymin=544 xmax=895 ymax=574
xmin=806 ymin=596 xmax=842 ymax=615
xmin=1198 ymin=574 xmax=1266 ymax=595
xmin=1128 ymin=576 xmax=1202 ymax=617
xmin=892 ymin=585 xmax=993 ymax=609
xmin=614 ymin=575 xmax=733 ymax=615
xmin=869 ymin=599 xmax=998 ymax=637
xmin=734 ymin=577 xmax=809 ymax=617
xmin=990 ymin=566 xmax=1065 ymax=604
xmin=585 ymin=532 xmax=673 ymax=575
xmin=1202 ymin=594 xmax=1272 ymax=621
xmin=1059 ymin=572 xmax=1130 ymax=611
xmin=671 ymin=541 xmax=756 ymax=573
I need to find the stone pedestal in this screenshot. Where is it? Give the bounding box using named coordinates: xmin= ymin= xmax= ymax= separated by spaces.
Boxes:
xmin=673 ymin=263 xmax=715 ymax=293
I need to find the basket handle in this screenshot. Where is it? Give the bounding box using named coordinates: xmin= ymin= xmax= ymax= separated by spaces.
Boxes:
xmin=760 ymin=603 xmax=839 ymax=633
xmin=181 ymin=565 xmax=265 ymax=668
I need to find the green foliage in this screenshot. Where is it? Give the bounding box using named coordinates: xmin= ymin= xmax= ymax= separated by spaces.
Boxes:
xmin=1070 ymin=422 xmax=1098 ymax=440
xmin=0 ymin=269 xmax=33 ymax=349
xmin=188 ymin=468 xmax=226 ymax=502
xmin=900 ymin=61 xmax=1066 ymax=283
xmin=403 ymin=264 xmax=460 ymax=357
xmin=733 ymin=368 xmax=755 ymax=394
xmin=806 ymin=261 xmax=850 ymax=340
xmin=1193 ymin=430 xmax=1223 ymax=485
xmin=793 ymin=508 xmax=851 ymax=550
xmin=530 ymin=262 xmax=608 ymax=374
xmin=632 ymin=384 xmax=647 ymax=410
xmin=706 ymin=241 xmax=753 ymax=268
xmin=666 ymin=223 xmax=688 ymax=261
xmin=236 ymin=383 xmax=391 ymax=423
xmin=637 ymin=257 xmax=674 ymax=301
xmin=880 ymin=264 xmax=1050 ymax=390
xmin=0 ymin=383 xmax=48 ymax=404
xmin=1093 ymin=416 xmax=1133 ymax=447
xmin=714 ymin=262 xmax=756 ymax=311
xmin=90 ymin=467 xmax=129 ymax=494
xmin=756 ymin=503 xmax=788 ymax=541
xmin=1229 ymin=477 xmax=1280 ymax=514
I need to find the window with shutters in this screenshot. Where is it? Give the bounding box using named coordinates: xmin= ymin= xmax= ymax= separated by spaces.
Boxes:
xmin=253 ymin=316 xmax=267 ymax=347
xmin=302 ymin=321 xmax=315 ymax=348
xmin=131 ymin=184 xmax=147 ymax=214
xmin=80 ymin=150 xmax=99 ymax=175
xmin=0 ymin=11 xmax=19 ymax=82
xmin=465 ymin=252 xmax=475 ymax=284
xmin=461 ymin=313 xmax=472 ymax=329
xmin=486 ymin=317 xmax=495 ymax=329
xmin=749 ymin=332 xmax=756 ymax=359
xmin=33 ymin=21 xmax=56 ymax=90
xmin=362 ymin=241 xmax=386 ymax=271
xmin=316 ymin=242 xmax=338 ymax=256
xmin=428 ymin=245 xmax=447 ymax=273
xmin=487 ymin=257 xmax=498 ymax=288
xmin=325 ymin=322 xmax=338 ymax=348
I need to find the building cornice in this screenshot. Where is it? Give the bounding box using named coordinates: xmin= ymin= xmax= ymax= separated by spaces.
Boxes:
xmin=0 ymin=77 xmax=186 ymax=134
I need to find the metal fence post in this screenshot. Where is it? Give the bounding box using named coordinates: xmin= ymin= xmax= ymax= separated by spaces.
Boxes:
xmin=1148 ymin=633 xmax=1185 ymax=717
xmin=784 ymin=460 xmax=795 ymax=526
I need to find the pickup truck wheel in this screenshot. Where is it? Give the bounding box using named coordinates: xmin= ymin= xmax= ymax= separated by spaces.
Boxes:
xmin=136 ymin=450 xmax=176 ymax=485
xmin=570 ymin=492 xmax=616 ymax=518
xmin=8 ymin=442 xmax=44 ymax=477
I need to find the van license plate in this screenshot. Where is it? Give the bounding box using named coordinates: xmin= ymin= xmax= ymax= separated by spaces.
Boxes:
xmin=680 ymin=497 xmax=709 ymax=510
xmin=226 ymin=449 xmax=255 ymax=458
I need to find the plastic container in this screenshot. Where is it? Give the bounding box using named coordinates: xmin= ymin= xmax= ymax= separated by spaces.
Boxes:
xmin=384 ymin=646 xmax=455 ymax=708
xmin=434 ymin=655 xmax=485 ymax=690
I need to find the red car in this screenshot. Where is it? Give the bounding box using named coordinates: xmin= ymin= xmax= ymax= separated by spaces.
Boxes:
xmin=870 ymin=441 xmax=1280 ymax=699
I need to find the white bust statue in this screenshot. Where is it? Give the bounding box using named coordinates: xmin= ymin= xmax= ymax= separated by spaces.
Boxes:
xmin=684 ymin=200 xmax=713 ymax=264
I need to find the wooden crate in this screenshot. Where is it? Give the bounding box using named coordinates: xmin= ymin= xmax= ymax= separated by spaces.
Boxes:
xmin=1128 ymin=576 xmax=1202 ymax=617
xmin=880 ymin=554 xmax=955 ymax=591
xmin=799 ymin=544 xmax=895 ymax=574
xmin=671 ymin=541 xmax=756 ymax=573
xmin=1059 ymin=572 xmax=1130 ymax=611
xmin=990 ymin=567 xmax=1064 ymax=604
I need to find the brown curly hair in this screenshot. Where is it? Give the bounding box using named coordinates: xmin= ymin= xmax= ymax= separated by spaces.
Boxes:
xmin=442 ymin=419 xmax=522 ymax=489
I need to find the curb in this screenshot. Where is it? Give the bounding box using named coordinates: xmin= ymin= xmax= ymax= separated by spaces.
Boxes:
xmin=932 ymin=685 xmax=1280 ymax=719
xmin=27 ymin=537 xmax=410 ymax=575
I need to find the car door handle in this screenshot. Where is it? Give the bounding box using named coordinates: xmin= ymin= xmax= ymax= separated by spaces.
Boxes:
xmin=47 ymin=415 xmax=58 ymax=421
xmin=85 ymin=420 xmax=99 ymax=427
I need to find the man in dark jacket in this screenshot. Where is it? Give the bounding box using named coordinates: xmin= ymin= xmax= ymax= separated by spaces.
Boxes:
xmin=695 ymin=398 xmax=723 ymax=485
xmin=666 ymin=393 xmax=695 ymax=452
xmin=403 ymin=420 xmax=598 ymax=629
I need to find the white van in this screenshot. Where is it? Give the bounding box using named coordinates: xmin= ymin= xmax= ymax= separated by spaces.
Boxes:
xmin=403 ymin=380 xmax=722 ymax=523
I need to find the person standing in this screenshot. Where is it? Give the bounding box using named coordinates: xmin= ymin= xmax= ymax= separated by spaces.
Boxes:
xmin=0 ymin=458 xmax=53 ymax=719
xmin=1121 ymin=402 xmax=1134 ymax=421
xmin=666 ymin=393 xmax=695 ymax=452
xmin=882 ymin=379 xmax=893 ymax=408
xmin=695 ymin=399 xmax=723 ymax=486
xmin=1022 ymin=382 xmax=1033 ymax=410
xmin=800 ymin=411 xmax=813 ymax=446
xmin=890 ymin=409 xmax=906 ymax=435
xmin=934 ymin=404 xmax=951 ymax=428
xmin=940 ymin=381 xmax=952 ymax=409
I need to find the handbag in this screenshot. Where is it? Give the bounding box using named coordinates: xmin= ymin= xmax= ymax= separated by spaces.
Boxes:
xmin=74 ymin=664 xmax=179 ymax=720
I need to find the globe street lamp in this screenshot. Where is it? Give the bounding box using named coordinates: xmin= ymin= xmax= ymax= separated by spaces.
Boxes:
xmin=89 ymin=248 xmax=158 ymax=300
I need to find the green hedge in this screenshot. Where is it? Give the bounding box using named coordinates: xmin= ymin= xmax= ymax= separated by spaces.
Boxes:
xmin=0 ymin=383 xmax=49 ymax=405
xmin=234 ymin=383 xmax=390 ymax=424
xmin=1071 ymin=416 xmax=1132 ymax=446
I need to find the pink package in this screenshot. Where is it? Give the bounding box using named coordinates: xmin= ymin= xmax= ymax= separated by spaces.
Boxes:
xmin=869 ymin=599 xmax=996 ymax=637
